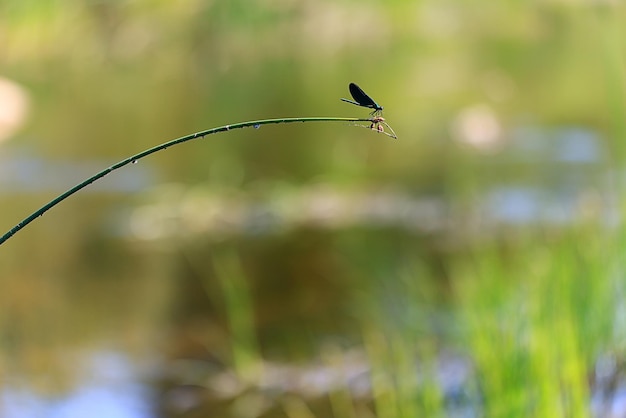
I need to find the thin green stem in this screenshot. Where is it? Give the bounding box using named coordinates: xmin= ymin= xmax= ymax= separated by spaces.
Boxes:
xmin=0 ymin=116 xmax=392 ymax=246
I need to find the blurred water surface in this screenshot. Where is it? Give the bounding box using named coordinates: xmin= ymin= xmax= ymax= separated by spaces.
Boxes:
xmin=1 ymin=1 xmax=624 ymax=417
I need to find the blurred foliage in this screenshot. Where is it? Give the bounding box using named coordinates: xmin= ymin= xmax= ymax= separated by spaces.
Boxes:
xmin=2 ymin=0 xmax=624 ymax=180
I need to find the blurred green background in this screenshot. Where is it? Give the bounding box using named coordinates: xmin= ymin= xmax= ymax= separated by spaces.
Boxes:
xmin=1 ymin=1 xmax=626 ymax=417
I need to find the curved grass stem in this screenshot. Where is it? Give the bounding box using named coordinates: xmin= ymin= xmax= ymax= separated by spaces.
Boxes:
xmin=0 ymin=116 xmax=397 ymax=246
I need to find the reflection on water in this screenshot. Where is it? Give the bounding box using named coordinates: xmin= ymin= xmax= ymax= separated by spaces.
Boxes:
xmin=4 ymin=346 xmax=625 ymax=418
xmin=481 ymin=126 xmax=616 ymax=226
xmin=507 ymin=126 xmax=604 ymax=164
xmin=0 ymin=350 xmax=155 ymax=418
xmin=0 ymin=148 xmax=155 ymax=193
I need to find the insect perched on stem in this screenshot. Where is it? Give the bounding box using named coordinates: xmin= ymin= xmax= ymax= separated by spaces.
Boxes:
xmin=340 ymin=83 xmax=383 ymax=116
xmin=370 ymin=116 xmax=386 ymax=132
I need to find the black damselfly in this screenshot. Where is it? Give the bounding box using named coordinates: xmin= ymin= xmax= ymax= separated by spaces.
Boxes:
xmin=340 ymin=83 xmax=383 ymax=115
